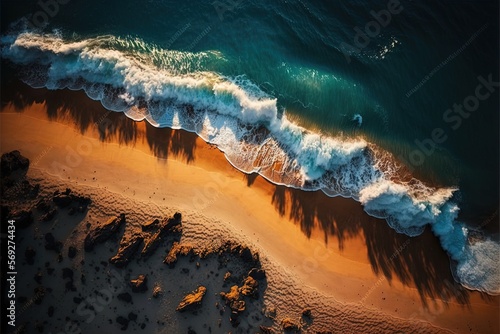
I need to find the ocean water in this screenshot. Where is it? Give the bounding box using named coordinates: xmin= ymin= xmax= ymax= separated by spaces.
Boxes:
xmin=1 ymin=0 xmax=498 ymax=294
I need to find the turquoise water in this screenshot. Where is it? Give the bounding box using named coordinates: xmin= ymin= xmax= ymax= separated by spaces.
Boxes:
xmin=1 ymin=0 xmax=498 ymax=293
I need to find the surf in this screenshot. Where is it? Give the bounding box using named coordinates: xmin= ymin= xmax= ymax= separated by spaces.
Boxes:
xmin=1 ymin=31 xmax=498 ymax=295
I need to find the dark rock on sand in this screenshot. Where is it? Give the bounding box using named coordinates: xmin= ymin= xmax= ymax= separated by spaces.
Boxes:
xmin=109 ymin=235 xmax=144 ymax=268
xmin=302 ymin=308 xmax=312 ymax=318
xmin=130 ymin=274 xmax=148 ymax=293
xmin=176 ymin=286 xmax=207 ymax=312
xmin=1 ymin=150 xmax=29 ymax=176
xmin=84 ymin=214 xmax=126 ymax=252
xmin=25 ymin=247 xmax=36 ymax=265
xmin=117 ymin=292 xmax=132 ymax=303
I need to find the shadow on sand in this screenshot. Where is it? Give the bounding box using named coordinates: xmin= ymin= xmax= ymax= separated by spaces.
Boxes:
xmin=2 ymin=78 xmax=495 ymax=310
xmin=1 ymin=76 xmax=196 ymax=164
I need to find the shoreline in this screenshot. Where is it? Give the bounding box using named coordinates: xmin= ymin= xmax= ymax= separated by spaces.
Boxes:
xmin=1 ymin=84 xmax=499 ymax=333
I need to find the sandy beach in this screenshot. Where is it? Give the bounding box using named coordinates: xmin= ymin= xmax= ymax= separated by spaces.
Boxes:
xmin=1 ymin=82 xmax=499 ymax=333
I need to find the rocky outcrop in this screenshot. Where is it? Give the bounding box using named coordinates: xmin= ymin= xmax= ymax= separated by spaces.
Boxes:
xmin=141 ymin=213 xmax=182 ymax=258
xmin=176 ymin=286 xmax=206 ymax=312
xmin=1 ymin=150 xmax=29 ymax=176
xmin=109 ymin=235 xmax=144 ymax=268
xmin=130 ymin=274 xmax=148 ymax=293
xmin=84 ymin=214 xmax=126 ymax=252
xmin=163 ymin=242 xmax=194 ymax=268
xmin=141 ymin=218 xmax=160 ymax=231
xmin=239 ymin=276 xmax=258 ymax=298
xmin=220 ymin=285 xmax=245 ymax=313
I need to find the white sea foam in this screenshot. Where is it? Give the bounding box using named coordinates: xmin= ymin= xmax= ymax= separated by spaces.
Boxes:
xmin=2 ymin=32 xmax=498 ymax=295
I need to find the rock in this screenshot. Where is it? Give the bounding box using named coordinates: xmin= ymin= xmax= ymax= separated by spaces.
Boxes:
xmin=248 ymin=268 xmax=266 ymax=280
xmin=152 ymin=285 xmax=162 ymax=298
xmin=84 ymin=214 xmax=126 ymax=252
xmin=25 ymin=247 xmax=36 ymax=265
xmin=141 ymin=215 xmax=182 ymax=258
xmin=220 ymin=285 xmax=240 ymax=303
xmin=109 ymin=235 xmax=143 ymax=268
xmin=281 ymin=318 xmax=299 ymax=332
xmin=176 ymin=286 xmax=207 ymax=312
xmin=302 ymin=308 xmax=312 ymax=318
xmin=141 ymin=218 xmax=160 ymax=231
xmin=68 ymin=246 xmax=77 ymax=259
xmin=117 ymin=293 xmax=132 ymax=303
xmin=163 ymin=242 xmax=193 ymax=268
xmin=40 ymin=208 xmax=57 ymax=222
xmin=223 ymin=272 xmax=231 ymax=281
xmin=239 ymin=276 xmax=258 ymax=297
xmin=9 ymin=210 xmax=33 ymax=229
xmin=1 ymin=150 xmax=29 ymax=176
xmin=116 ymin=316 xmax=129 ymax=330
xmin=221 ymin=285 xmax=247 ymax=313
xmin=44 ymin=233 xmax=63 ymax=252
xmin=130 ymin=275 xmax=148 ymax=293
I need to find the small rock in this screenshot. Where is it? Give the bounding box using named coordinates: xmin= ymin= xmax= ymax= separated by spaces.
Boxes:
xmin=130 ymin=275 xmax=148 ymax=293
xmin=176 ymin=286 xmax=207 ymax=312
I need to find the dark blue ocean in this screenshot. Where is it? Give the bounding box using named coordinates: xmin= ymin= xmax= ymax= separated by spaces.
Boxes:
xmin=1 ymin=0 xmax=499 ymax=293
